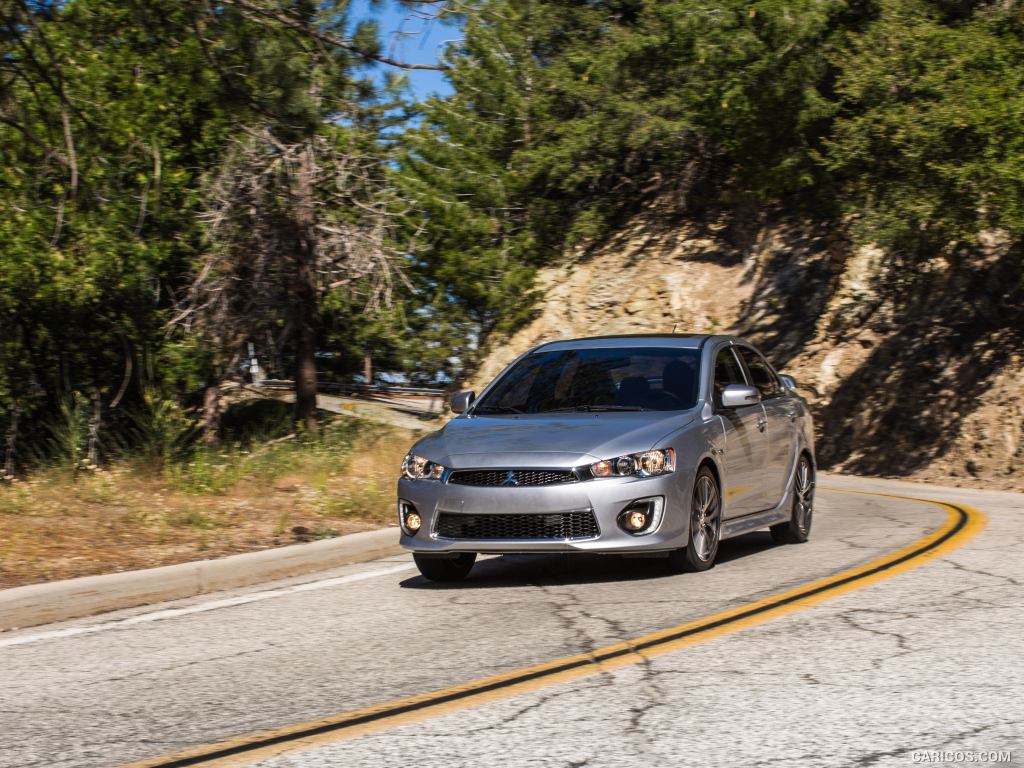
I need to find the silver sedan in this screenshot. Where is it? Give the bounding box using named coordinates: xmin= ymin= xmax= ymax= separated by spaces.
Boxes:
xmin=397 ymin=334 xmax=816 ymax=581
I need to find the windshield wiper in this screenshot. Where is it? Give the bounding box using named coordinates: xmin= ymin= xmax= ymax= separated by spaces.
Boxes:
xmin=472 ymin=405 xmax=526 ymax=414
xmin=542 ymin=405 xmax=648 ymax=413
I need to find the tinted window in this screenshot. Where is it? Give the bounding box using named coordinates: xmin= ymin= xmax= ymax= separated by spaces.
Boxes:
xmin=737 ymin=347 xmax=782 ymax=398
xmin=713 ymin=348 xmax=747 ymax=407
xmin=476 ymin=347 xmax=701 ymax=413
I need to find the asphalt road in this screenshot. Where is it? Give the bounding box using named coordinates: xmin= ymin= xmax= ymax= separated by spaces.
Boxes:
xmin=1 ymin=474 xmax=1020 ymax=768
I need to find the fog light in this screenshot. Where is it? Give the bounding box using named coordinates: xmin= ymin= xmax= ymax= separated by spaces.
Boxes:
xmin=625 ymin=510 xmax=648 ymax=530
xmin=399 ymin=500 xmax=422 ymax=536
xmin=617 ymin=496 xmax=665 ymax=536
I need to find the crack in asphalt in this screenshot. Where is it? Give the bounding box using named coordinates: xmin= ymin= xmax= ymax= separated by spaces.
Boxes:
xmin=526 ymin=564 xmax=670 ymax=763
xmin=750 ymin=750 xmax=833 ymax=768
xmin=877 ymin=513 xmax=916 ymax=529
xmin=453 ymin=683 xmax=600 ymax=738
xmin=80 ymin=643 xmax=286 ymax=688
xmin=850 ymin=721 xmax=1012 ymax=767
xmin=942 ymin=555 xmax=1022 ymax=588
xmin=836 ymin=607 xmax=918 ymax=673
xmin=836 ymin=535 xmax=888 ymax=551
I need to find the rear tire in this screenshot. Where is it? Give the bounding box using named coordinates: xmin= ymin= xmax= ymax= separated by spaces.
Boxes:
xmin=770 ymin=455 xmax=814 ymax=544
xmin=667 ymin=466 xmax=721 ymax=573
xmin=413 ymin=552 xmax=477 ymax=582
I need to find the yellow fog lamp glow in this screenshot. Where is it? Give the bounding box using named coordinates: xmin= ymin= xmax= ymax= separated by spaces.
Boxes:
xmin=617 ymin=496 xmax=665 ymax=535
xmin=626 ymin=510 xmax=648 ymax=530
xmin=398 ymin=500 xmax=423 ymax=535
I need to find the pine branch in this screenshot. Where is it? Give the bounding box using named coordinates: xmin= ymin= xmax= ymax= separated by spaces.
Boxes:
xmin=220 ymin=0 xmax=451 ymax=71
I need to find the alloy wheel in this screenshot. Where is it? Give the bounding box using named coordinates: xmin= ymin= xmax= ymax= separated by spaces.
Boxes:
xmin=691 ymin=474 xmax=721 ymax=561
xmin=794 ymin=457 xmax=815 ymax=536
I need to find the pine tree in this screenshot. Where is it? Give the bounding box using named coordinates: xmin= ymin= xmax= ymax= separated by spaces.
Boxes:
xmin=174 ymin=0 xmax=431 ymax=436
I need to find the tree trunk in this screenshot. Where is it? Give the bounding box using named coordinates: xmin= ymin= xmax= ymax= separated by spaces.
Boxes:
xmin=293 ymin=140 xmax=319 ymax=436
xmin=86 ymin=387 xmax=101 ymax=468
xmin=3 ymin=405 xmax=19 ymax=479
xmin=363 ymin=352 xmax=372 ymax=387
xmin=202 ymin=379 xmax=220 ymax=445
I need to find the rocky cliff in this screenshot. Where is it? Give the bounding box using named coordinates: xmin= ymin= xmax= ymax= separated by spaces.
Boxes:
xmin=469 ymin=206 xmax=1024 ymax=490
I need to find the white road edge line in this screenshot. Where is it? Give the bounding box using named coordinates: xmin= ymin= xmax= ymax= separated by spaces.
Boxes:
xmin=0 ymin=562 xmax=416 ymax=650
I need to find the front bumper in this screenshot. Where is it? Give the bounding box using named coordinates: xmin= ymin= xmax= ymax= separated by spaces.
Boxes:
xmin=397 ymin=470 xmax=692 ymax=554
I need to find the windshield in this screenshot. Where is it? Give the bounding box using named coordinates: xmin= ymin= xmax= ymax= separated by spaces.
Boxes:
xmin=473 ymin=347 xmax=701 ymax=414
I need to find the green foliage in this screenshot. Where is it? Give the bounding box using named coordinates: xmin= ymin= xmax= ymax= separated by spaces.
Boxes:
xmin=2 ymin=0 xmax=1022 ymax=471
xmin=403 ymin=0 xmax=856 ymax=268
xmin=823 ymin=0 xmax=1024 ymax=255
xmin=408 ymin=0 xmax=1022 ymax=302
xmin=47 ymin=393 xmax=91 ymax=473
xmin=167 ymin=415 xmax=361 ymax=494
xmin=395 ymin=4 xmax=545 ymax=366
xmin=0 ymin=0 xmax=418 ymax=464
xmin=0 ymin=0 xmax=232 ymax=466
xmin=128 ymin=389 xmax=198 ymax=472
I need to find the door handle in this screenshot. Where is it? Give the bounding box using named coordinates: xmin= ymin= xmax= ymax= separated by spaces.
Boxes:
xmin=756 ymin=418 xmax=767 ymax=432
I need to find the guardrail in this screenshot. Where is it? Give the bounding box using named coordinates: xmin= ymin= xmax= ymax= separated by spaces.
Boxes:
xmin=255 ymin=379 xmax=446 ymax=398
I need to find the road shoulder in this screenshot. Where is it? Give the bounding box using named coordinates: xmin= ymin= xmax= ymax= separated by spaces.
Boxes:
xmin=0 ymin=525 xmax=400 ymax=632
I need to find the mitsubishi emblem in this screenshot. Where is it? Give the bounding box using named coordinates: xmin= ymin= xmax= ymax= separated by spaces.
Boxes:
xmin=502 ymin=470 xmax=519 ymax=487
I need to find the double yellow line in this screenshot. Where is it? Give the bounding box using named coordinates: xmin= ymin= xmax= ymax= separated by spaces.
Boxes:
xmin=126 ymin=490 xmax=985 ymax=768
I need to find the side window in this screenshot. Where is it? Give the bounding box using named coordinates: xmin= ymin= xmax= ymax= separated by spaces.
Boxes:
xmin=737 ymin=348 xmax=782 ymax=399
xmin=713 ymin=348 xmax=746 ymax=407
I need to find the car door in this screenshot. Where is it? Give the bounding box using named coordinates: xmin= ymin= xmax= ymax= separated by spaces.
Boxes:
xmin=736 ymin=346 xmax=796 ymax=510
xmin=712 ymin=345 xmax=768 ymax=518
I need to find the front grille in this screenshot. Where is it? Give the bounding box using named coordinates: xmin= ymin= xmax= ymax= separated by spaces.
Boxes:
xmin=447 ymin=469 xmax=578 ymax=487
xmin=436 ymin=511 xmax=599 ymax=540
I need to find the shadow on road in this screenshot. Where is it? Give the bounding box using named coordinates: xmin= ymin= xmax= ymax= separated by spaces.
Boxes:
xmin=400 ymin=531 xmax=780 ymax=589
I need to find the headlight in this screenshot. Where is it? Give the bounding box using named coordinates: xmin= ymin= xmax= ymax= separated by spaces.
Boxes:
xmin=401 ymin=453 xmax=445 ymax=481
xmin=590 ymin=448 xmax=674 ymax=478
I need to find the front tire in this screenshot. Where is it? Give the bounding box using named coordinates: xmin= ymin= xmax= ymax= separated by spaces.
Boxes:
xmin=413 ymin=552 xmax=477 ymax=582
xmin=771 ymin=455 xmax=814 ymax=544
xmin=667 ymin=466 xmax=721 ymax=573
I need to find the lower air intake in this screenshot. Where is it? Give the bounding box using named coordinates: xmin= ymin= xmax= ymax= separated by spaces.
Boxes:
xmin=436 ymin=511 xmax=599 ymax=540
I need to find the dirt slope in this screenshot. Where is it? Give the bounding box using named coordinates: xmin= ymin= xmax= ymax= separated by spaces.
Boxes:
xmin=469 ymin=207 xmax=1024 ymax=490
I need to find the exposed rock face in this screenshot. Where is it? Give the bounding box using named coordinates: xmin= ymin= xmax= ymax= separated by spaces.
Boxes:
xmin=469 ymin=208 xmax=1024 ymax=490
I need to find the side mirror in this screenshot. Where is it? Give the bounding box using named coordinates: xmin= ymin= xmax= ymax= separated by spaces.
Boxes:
xmin=449 ymin=390 xmax=476 ymax=414
xmin=720 ymin=384 xmax=761 ymax=409
xmin=778 ymin=374 xmax=797 ymax=391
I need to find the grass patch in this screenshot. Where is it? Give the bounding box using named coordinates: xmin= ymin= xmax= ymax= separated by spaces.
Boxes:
xmin=0 ymin=413 xmax=420 ymax=588
xmin=0 ymin=483 xmax=32 ymax=515
xmin=166 ymin=507 xmax=226 ymax=530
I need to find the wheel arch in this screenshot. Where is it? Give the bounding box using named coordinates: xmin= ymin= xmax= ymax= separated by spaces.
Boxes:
xmin=697 ymin=456 xmax=722 ymax=492
xmin=800 ymin=447 xmax=816 ymax=471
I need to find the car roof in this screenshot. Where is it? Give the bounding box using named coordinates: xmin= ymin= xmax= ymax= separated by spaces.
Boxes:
xmin=533 ymin=333 xmax=726 ymax=353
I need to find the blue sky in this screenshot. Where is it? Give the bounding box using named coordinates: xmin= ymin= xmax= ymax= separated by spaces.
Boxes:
xmin=350 ymin=0 xmax=459 ymax=101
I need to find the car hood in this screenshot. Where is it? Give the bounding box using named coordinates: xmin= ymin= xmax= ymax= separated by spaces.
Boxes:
xmin=411 ymin=410 xmax=698 ymax=469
